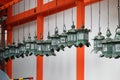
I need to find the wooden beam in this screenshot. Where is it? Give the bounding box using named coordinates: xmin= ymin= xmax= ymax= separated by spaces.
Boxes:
xmin=6 ymin=0 xmax=100 ymax=26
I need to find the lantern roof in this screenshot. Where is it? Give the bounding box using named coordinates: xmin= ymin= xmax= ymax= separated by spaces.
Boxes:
xmin=94 ymin=32 xmax=105 ymax=40
xmin=77 ymin=25 xmax=90 ymax=32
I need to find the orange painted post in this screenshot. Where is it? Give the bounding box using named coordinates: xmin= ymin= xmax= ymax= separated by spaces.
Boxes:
xmin=76 ymin=1 xmax=85 ymax=80
xmin=6 ymin=26 xmax=13 ymax=78
xmin=6 ymin=4 xmax=13 ymax=78
xmin=36 ymin=15 xmax=44 ymax=80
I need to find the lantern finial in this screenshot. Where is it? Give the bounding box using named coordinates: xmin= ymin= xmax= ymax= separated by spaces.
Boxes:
xmin=115 ymin=25 xmax=120 ymax=40
xmin=71 ymin=21 xmax=75 ymax=29
xmin=106 ymin=28 xmax=111 ymax=38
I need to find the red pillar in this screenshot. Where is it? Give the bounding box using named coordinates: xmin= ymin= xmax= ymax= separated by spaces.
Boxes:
xmin=6 ymin=4 xmax=12 ymax=78
xmin=6 ymin=26 xmax=12 ymax=78
xmin=76 ymin=1 xmax=85 ymax=80
xmin=36 ymin=15 xmax=44 ymax=80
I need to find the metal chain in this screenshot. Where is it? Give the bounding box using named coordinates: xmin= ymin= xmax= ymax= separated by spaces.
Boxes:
xmin=55 ymin=0 xmax=58 ymax=32
xmin=90 ymin=0 xmax=92 ymax=31
xmin=118 ymin=0 xmax=120 ymax=26
xmin=107 ymin=0 xmax=109 ymax=28
xmin=98 ymin=0 xmax=101 ymax=33
xmin=48 ymin=0 xmax=50 ymax=36
xmin=28 ymin=0 xmax=30 ymax=36
xmin=23 ymin=0 xmax=25 ymax=41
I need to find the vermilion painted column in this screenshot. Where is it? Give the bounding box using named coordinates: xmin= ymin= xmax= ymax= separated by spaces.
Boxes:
xmin=6 ymin=26 xmax=12 ymax=78
xmin=36 ymin=0 xmax=43 ymax=80
xmin=36 ymin=15 xmax=44 ymax=80
xmin=76 ymin=1 xmax=85 ymax=80
xmin=6 ymin=4 xmax=12 ymax=78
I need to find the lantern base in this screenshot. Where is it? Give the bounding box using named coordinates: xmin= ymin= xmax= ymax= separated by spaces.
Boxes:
xmin=67 ymin=41 xmax=75 ymax=48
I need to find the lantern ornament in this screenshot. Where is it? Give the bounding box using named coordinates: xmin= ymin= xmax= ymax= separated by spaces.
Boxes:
xmin=3 ymin=47 xmax=9 ymax=60
xmin=24 ymin=34 xmax=31 ymax=56
xmin=112 ymin=26 xmax=120 ymax=58
xmin=29 ymin=35 xmax=37 ymax=56
xmin=59 ymin=25 xmax=67 ymax=50
xmin=101 ymin=28 xmax=113 ymax=58
xmin=0 ymin=47 xmax=4 ymax=61
xmin=67 ymin=22 xmax=77 ymax=48
xmin=44 ymin=33 xmax=56 ymax=56
xmin=8 ymin=42 xmax=16 ymax=60
xmin=75 ymin=25 xmax=90 ymax=47
xmin=36 ymin=35 xmax=44 ymax=56
xmin=50 ymin=27 xmax=60 ymax=52
xmin=93 ymin=32 xmax=105 ymax=53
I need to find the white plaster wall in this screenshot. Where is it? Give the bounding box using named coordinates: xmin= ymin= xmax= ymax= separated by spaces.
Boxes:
xmin=43 ymin=7 xmax=76 ymax=80
xmin=44 ymin=0 xmax=53 ymax=4
xmin=13 ymin=0 xmax=37 ymax=15
xmin=12 ymin=20 xmax=37 ymax=80
xmin=85 ymin=0 xmax=120 ymax=80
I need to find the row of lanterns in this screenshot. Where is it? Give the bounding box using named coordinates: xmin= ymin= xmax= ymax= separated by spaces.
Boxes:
xmin=0 ymin=24 xmax=90 ymax=62
xmin=93 ymin=0 xmax=120 ymax=59
xmin=93 ymin=26 xmax=120 ymax=59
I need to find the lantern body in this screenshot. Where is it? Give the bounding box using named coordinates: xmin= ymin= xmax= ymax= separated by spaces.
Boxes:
xmin=37 ymin=40 xmax=44 ymax=56
xmin=50 ymin=34 xmax=60 ymax=52
xmin=8 ymin=44 xmax=16 ymax=59
xmin=29 ymin=36 xmax=37 ymax=56
xmin=0 ymin=48 xmax=4 ymax=61
xmin=3 ymin=47 xmax=9 ymax=59
xmin=14 ymin=45 xmax=20 ymax=58
xmin=112 ymin=40 xmax=120 ymax=58
xmin=67 ymin=29 xmax=77 ymax=48
xmin=18 ymin=42 xmax=25 ymax=58
xmin=102 ymin=38 xmax=113 ymax=58
xmin=93 ymin=32 xmax=105 ymax=53
xmin=43 ymin=39 xmax=55 ymax=56
xmin=24 ymin=36 xmax=31 ymax=56
xmin=59 ymin=32 xmax=67 ymax=50
xmin=76 ymin=27 xmax=90 ymax=47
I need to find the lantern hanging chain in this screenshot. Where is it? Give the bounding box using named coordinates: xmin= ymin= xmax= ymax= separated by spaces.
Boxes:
xmin=98 ymin=0 xmax=101 ymax=33
xmin=107 ymin=0 xmax=109 ymax=29
xmin=55 ymin=0 xmax=58 ymax=29
xmin=47 ymin=0 xmax=50 ymax=36
xmin=72 ymin=6 xmax=74 ymax=24
xmin=118 ymin=0 xmax=120 ymax=26
xmin=90 ymin=0 xmax=92 ymax=31
xmin=23 ymin=0 xmax=25 ymax=41
xmin=18 ymin=1 xmax=20 ymax=43
xmin=28 ymin=0 xmax=30 ymax=37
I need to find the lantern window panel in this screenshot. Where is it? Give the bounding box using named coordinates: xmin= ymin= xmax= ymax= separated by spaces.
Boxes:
xmin=85 ymin=33 xmax=88 ymax=40
xmin=97 ymin=40 xmax=102 ymax=47
xmin=77 ymin=33 xmax=84 ymax=40
xmin=26 ymin=43 xmax=31 ymax=49
xmin=103 ymin=44 xmax=107 ymax=51
xmin=60 ymin=37 xmax=65 ymax=43
xmin=115 ymin=44 xmax=120 ymax=52
xmin=67 ymin=35 xmax=70 ymax=41
xmin=73 ymin=34 xmax=76 ymax=41
xmin=37 ymin=45 xmax=42 ymax=51
xmin=31 ymin=43 xmax=35 ymax=49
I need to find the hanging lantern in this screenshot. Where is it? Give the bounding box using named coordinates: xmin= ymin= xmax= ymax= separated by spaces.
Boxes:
xmin=44 ymin=33 xmax=56 ymax=56
xmin=29 ymin=35 xmax=37 ymax=56
xmin=59 ymin=25 xmax=67 ymax=50
xmin=93 ymin=32 xmax=105 ymax=53
xmin=101 ymin=28 xmax=113 ymax=58
xmin=50 ymin=27 xmax=60 ymax=52
xmin=67 ymin=22 xmax=77 ymax=48
xmin=0 ymin=47 xmax=4 ymax=61
xmin=75 ymin=25 xmax=90 ymax=47
xmin=15 ymin=44 xmax=20 ymax=58
xmin=36 ymin=36 xmax=44 ymax=56
xmin=112 ymin=26 xmax=120 ymax=58
xmin=24 ymin=35 xmax=31 ymax=56
xmin=8 ymin=42 xmax=16 ymax=60
xmin=18 ymin=41 xmax=25 ymax=58
xmin=3 ymin=47 xmax=10 ymax=61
